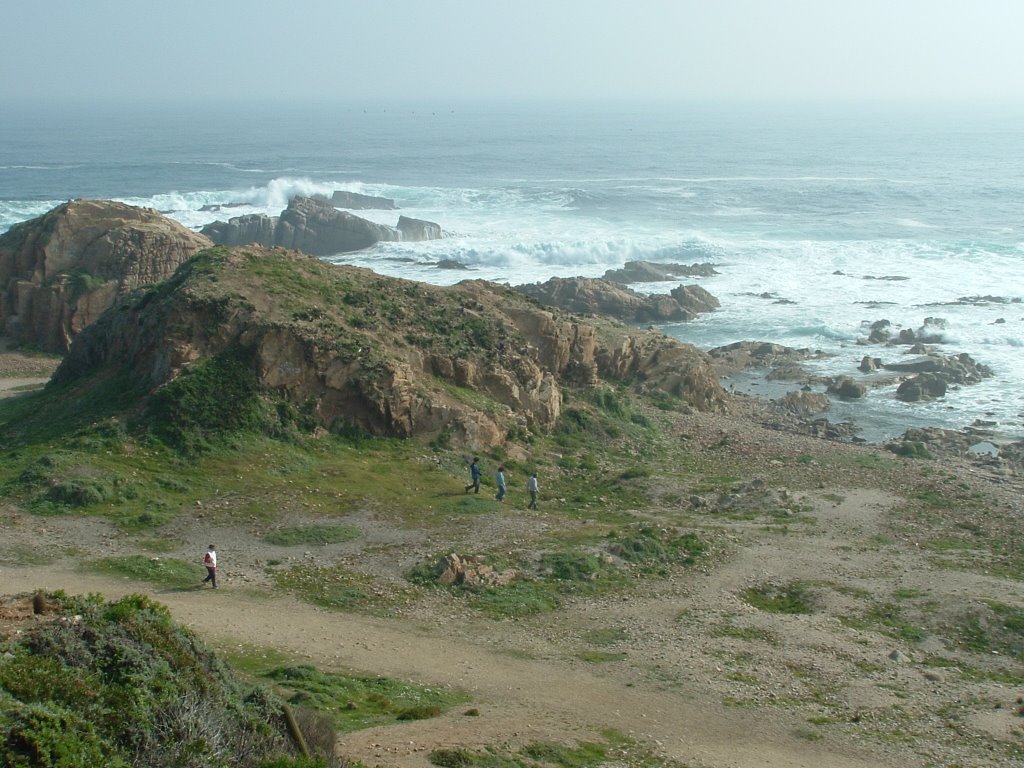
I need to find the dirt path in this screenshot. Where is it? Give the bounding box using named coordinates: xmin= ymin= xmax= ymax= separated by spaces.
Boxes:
xmin=0 ymin=566 xmax=894 ymax=768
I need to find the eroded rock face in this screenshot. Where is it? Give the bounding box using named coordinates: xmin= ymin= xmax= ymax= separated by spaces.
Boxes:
xmin=57 ymin=248 xmax=726 ymax=449
xmin=0 ymin=200 xmax=212 ymax=352
xmin=201 ymin=196 xmax=443 ymax=256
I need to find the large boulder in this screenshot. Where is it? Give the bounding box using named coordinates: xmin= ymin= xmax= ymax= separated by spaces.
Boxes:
xmin=0 ymin=200 xmax=211 ymax=352
xmin=201 ymin=196 xmax=443 ymax=256
xmin=896 ymin=373 xmax=948 ymax=402
xmin=197 ymin=214 xmax=277 ymax=247
xmin=397 ymin=216 xmax=442 ymax=241
xmin=275 ymin=196 xmax=398 ymax=254
xmin=56 ymin=248 xmax=726 ymax=449
xmin=884 ymin=352 xmax=993 ymax=385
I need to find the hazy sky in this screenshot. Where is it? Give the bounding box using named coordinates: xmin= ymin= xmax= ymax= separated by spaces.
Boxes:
xmin=3 ymin=1 xmax=1022 ymax=105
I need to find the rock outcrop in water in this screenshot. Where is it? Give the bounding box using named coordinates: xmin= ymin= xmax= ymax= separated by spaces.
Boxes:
xmin=327 ymin=190 xmax=397 ymax=210
xmin=602 ymin=260 xmax=718 ymax=284
xmin=0 ymin=200 xmax=212 ymax=352
xmin=56 ymin=247 xmax=725 ymax=448
xmin=515 ymin=277 xmax=719 ymax=324
xmin=200 ymin=196 xmax=442 ymax=256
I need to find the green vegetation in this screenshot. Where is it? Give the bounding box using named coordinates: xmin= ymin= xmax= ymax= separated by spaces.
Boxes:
xmin=261 ymin=665 xmax=468 ymax=734
xmin=271 ymin=563 xmax=400 ymax=613
xmin=428 ymin=731 xmax=687 ymax=768
xmin=583 ymin=627 xmax=629 ymax=647
xmin=887 ymin=440 xmax=934 ymax=460
xmin=0 ymin=592 xmax=334 ymax=768
xmin=949 ymin=601 xmax=1024 ymax=660
xmin=406 ymin=527 xmax=706 ymax=619
xmin=840 ymin=601 xmax=928 ymax=644
xmin=263 ymin=525 xmax=360 ymax=547
xmin=86 ymin=555 xmax=202 ymax=589
xmin=744 ymin=582 xmax=816 ymax=615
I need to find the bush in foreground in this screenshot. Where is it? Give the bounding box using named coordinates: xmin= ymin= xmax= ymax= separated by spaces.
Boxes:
xmin=0 ymin=592 xmax=338 ymax=768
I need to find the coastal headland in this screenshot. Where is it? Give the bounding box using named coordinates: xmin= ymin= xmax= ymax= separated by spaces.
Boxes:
xmin=1 ymin=201 xmax=1022 ymax=768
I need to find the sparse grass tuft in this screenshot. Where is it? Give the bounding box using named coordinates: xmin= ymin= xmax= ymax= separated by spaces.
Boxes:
xmin=264 ymin=524 xmax=360 ymax=546
xmin=85 ymin=555 xmax=201 ymax=589
xmin=744 ymin=582 xmax=816 ymax=615
xmin=263 ymin=665 xmax=468 ymax=733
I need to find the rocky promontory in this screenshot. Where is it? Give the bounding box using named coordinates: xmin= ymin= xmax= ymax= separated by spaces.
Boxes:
xmin=0 ymin=200 xmax=212 ymax=352
xmin=56 ymin=246 xmax=725 ymax=449
xmin=200 ymin=196 xmax=442 ymax=256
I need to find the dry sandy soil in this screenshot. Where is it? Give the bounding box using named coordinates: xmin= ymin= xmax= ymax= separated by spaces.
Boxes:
xmin=1 ymin=344 xmax=1023 ymax=768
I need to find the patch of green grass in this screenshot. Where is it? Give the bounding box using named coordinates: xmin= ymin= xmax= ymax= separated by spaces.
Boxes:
xmin=134 ymin=537 xmax=180 ymax=554
xmin=263 ymin=524 xmax=360 ymax=546
xmin=583 ymin=627 xmax=629 ymax=646
xmin=264 ymin=664 xmax=468 ymax=734
xmin=219 ymin=643 xmax=295 ymax=677
xmin=841 ymin=601 xmax=928 ymax=643
xmin=744 ymin=582 xmax=816 ymax=615
xmin=710 ymin=622 xmax=778 ymax=644
xmin=576 ymin=650 xmax=627 ymax=663
xmin=892 ymin=588 xmax=927 ymax=600
xmin=888 ymin=440 xmax=934 ymax=460
xmin=470 ymin=580 xmax=561 ymax=618
xmin=0 ymin=544 xmax=57 ymax=566
xmin=606 ymin=526 xmax=705 ymax=573
xmin=948 ymin=602 xmax=1024 ymax=660
xmin=85 ymin=555 xmax=201 ymax=589
xmin=271 ymin=563 xmax=395 ymax=612
xmin=428 ymin=731 xmax=684 ymax=768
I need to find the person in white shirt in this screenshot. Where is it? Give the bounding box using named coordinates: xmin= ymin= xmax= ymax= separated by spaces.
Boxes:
xmin=527 ymin=473 xmax=539 ymax=509
xmin=202 ymin=544 xmax=218 ymax=589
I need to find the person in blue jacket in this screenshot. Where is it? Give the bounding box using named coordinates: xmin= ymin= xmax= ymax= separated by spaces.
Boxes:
xmin=465 ymin=457 xmax=482 ymax=493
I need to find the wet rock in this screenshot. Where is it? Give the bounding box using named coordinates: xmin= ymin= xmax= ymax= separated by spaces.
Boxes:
xmin=896 ymin=373 xmax=948 ymax=402
xmin=602 ymin=260 xmax=718 ymax=284
xmin=827 ymin=377 xmax=867 ymax=399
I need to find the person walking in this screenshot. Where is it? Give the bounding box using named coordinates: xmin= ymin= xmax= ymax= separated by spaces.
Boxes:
xmin=201 ymin=544 xmax=218 ymax=589
xmin=465 ymin=457 xmax=482 ymax=494
xmin=495 ymin=465 xmax=507 ymax=502
xmin=527 ymin=472 xmax=539 ymax=509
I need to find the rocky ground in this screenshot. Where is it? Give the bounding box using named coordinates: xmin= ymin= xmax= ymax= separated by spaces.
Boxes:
xmin=2 ymin=343 xmax=1023 ymax=768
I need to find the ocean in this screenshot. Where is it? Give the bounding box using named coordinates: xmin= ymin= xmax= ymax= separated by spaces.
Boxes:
xmin=2 ymin=100 xmax=1022 ymax=442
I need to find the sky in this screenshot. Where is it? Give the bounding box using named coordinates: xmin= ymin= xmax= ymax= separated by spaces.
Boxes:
xmin=2 ymin=0 xmax=1023 ymax=106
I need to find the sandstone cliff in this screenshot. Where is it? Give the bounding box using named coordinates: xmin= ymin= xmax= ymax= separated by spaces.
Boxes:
xmin=0 ymin=200 xmax=212 ymax=352
xmin=201 ymin=196 xmax=442 ymax=256
xmin=56 ymin=247 xmax=724 ymax=448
